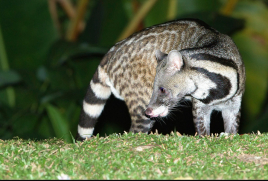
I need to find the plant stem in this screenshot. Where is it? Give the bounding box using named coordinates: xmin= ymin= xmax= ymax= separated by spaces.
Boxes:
xmin=220 ymin=0 xmax=239 ymax=16
xmin=58 ymin=0 xmax=76 ymax=19
xmin=48 ymin=0 xmax=61 ymax=36
xmin=117 ymin=0 xmax=158 ymax=42
xmin=66 ymin=0 xmax=89 ymax=42
xmin=167 ymin=0 xmax=177 ymax=20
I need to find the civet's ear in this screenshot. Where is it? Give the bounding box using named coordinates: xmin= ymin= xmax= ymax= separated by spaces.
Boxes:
xmin=155 ymin=49 xmax=167 ymax=64
xmin=166 ymin=50 xmax=183 ymax=74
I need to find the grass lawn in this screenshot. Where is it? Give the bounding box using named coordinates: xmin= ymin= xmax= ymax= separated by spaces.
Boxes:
xmin=0 ymin=132 xmax=268 ymax=179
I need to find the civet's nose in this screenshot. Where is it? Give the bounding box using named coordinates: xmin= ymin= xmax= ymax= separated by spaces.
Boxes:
xmin=145 ymin=107 xmax=153 ymax=118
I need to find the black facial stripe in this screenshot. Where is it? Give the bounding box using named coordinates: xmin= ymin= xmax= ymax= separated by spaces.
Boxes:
xmin=191 ymin=67 xmax=231 ymax=104
xmin=190 ymin=53 xmax=238 ymax=71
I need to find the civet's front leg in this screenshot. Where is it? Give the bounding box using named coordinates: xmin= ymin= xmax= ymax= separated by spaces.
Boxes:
xmin=192 ymin=100 xmax=213 ymax=136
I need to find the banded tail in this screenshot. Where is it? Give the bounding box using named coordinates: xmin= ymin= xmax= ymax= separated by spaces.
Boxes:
xmin=76 ymin=65 xmax=111 ymax=141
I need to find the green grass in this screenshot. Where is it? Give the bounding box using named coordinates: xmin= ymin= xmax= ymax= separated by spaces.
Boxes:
xmin=0 ymin=132 xmax=268 ymax=179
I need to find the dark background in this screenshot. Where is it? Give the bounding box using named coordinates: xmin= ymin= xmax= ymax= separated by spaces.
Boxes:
xmin=0 ymin=0 xmax=268 ymax=142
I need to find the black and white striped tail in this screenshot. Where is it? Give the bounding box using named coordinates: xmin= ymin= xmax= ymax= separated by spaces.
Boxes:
xmin=76 ymin=67 xmax=111 ymax=141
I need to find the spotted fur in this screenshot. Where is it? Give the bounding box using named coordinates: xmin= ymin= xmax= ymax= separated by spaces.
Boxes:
xmin=76 ymin=19 xmax=245 ymax=140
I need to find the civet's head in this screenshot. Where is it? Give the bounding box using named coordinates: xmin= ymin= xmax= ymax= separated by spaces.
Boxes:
xmin=145 ymin=50 xmax=195 ymax=118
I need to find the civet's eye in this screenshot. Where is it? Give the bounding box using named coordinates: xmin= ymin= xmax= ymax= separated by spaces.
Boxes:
xmin=159 ymin=87 xmax=166 ymax=94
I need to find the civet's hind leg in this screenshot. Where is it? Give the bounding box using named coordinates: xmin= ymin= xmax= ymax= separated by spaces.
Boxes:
xmin=221 ymin=94 xmax=242 ymax=134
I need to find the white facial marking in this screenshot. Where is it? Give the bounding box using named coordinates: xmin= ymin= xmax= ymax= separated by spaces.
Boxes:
xmin=152 ymin=105 xmax=169 ymax=117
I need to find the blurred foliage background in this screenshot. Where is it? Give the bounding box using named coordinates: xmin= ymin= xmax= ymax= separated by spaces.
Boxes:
xmin=0 ymin=0 xmax=268 ymax=142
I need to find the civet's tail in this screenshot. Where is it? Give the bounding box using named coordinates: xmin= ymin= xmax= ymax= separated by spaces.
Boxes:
xmin=76 ymin=65 xmax=111 ymax=141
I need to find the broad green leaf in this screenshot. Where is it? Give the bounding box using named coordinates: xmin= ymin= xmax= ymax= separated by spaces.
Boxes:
xmin=46 ymin=104 xmax=71 ymax=143
xmin=0 ymin=0 xmax=57 ymax=69
xmin=0 ymin=0 xmax=58 ymax=118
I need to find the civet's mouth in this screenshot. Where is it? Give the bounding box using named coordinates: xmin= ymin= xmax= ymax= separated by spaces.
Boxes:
xmin=145 ymin=106 xmax=169 ymax=118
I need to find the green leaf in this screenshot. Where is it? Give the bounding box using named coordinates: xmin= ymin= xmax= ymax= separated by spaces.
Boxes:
xmin=0 ymin=0 xmax=58 ymax=69
xmin=0 ymin=70 xmax=21 ymax=87
xmin=70 ymin=131 xmax=76 ymax=144
xmin=46 ymin=104 xmax=71 ymax=143
xmin=0 ymin=0 xmax=58 ymax=114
